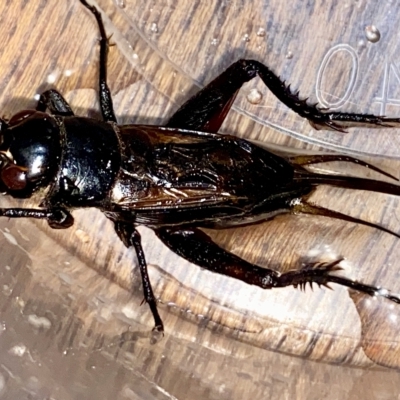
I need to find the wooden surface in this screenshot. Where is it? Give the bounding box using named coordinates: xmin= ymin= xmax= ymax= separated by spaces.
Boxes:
xmin=1 ymin=1 xmax=400 ymax=399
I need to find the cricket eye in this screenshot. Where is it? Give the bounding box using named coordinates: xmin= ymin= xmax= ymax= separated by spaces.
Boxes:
xmin=1 ymin=164 xmax=27 ymax=190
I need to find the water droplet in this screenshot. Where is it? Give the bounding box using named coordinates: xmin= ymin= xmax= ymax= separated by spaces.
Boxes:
xmin=365 ymin=25 xmax=381 ymax=43
xmin=0 ymin=373 xmax=5 ymax=395
xmin=17 ymin=298 xmax=25 ymax=308
xmin=211 ymin=38 xmax=219 ymax=46
xmin=150 ymin=22 xmax=158 ymax=33
xmin=121 ymin=304 xmax=137 ymax=320
xmin=46 ymin=72 xmax=57 ymax=84
xmin=286 ymin=51 xmax=293 ymax=59
xmin=2 ymin=284 xmax=11 ymax=295
xmin=75 ymin=229 xmax=90 ymax=243
xmin=377 ymin=287 xmax=389 ymax=296
xmin=357 ymin=39 xmax=366 ymax=48
xmin=27 ymin=314 xmax=52 ymax=330
xmin=389 ymin=313 xmax=398 ymax=323
xmin=3 ymin=231 xmax=18 ymax=246
xmin=256 ymin=28 xmax=266 ymax=37
xmin=246 ymin=88 xmax=263 ymax=105
xmin=115 ymin=0 xmax=126 ymax=8
xmin=242 ymin=33 xmax=250 ymax=43
xmin=58 ymin=272 xmax=73 ymax=285
xmin=9 ymin=344 xmax=27 ymax=357
xmin=27 ymin=376 xmax=40 ymax=391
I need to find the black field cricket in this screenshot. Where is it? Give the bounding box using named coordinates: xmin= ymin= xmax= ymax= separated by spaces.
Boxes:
xmin=1 ymin=0 xmax=400 ymax=331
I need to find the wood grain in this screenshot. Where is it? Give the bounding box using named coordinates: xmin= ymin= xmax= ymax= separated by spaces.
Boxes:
xmin=1 ymin=1 xmax=400 ymax=399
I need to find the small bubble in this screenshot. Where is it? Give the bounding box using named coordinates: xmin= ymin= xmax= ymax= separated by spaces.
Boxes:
xmin=286 ymin=51 xmax=293 ymax=59
xmin=365 ymin=25 xmax=381 ymax=43
xmin=242 ymin=33 xmax=250 ymax=43
xmin=211 ymin=38 xmax=218 ymax=46
xmin=150 ymin=22 xmax=158 ymax=33
xmin=115 ymin=0 xmax=126 ymax=8
xmin=246 ymin=88 xmax=263 ymax=105
xmin=256 ymin=28 xmax=266 ymax=37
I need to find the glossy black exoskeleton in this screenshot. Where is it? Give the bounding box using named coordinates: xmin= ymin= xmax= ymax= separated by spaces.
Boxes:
xmin=2 ymin=0 xmax=400 ymax=332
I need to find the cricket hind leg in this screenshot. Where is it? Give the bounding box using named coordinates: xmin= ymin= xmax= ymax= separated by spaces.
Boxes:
xmin=114 ymin=222 xmax=164 ymax=332
xmin=156 ymin=227 xmax=400 ymax=304
xmin=80 ymin=0 xmax=117 ymax=123
xmin=166 ymin=59 xmax=400 ymax=132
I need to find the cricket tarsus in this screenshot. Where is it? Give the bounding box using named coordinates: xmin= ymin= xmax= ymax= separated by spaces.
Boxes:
xmin=0 ymin=0 xmax=399 ymax=333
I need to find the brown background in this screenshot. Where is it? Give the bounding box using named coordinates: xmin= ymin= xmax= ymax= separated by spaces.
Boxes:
xmin=1 ymin=1 xmax=400 ymax=399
